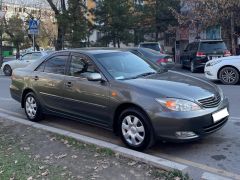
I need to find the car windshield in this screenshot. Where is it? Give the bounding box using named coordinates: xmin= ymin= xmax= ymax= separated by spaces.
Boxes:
xmin=140 ymin=44 xmax=160 ymax=51
xmin=200 ymin=41 xmax=227 ymax=52
xmin=94 ymin=52 xmax=159 ymax=80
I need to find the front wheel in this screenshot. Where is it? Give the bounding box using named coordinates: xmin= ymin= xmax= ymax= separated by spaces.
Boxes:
xmin=118 ymin=108 xmax=154 ymax=151
xmin=24 ymin=92 xmax=43 ymax=122
xmin=219 ymin=67 xmax=239 ymax=85
xmin=3 ymin=65 xmax=12 ymax=76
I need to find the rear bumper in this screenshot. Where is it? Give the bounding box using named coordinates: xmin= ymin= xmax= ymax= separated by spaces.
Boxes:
xmin=148 ymin=98 xmax=229 ymax=142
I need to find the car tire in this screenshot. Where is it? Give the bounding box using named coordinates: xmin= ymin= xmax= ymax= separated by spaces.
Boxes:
xmin=118 ymin=107 xmax=154 ymax=151
xmin=3 ymin=65 xmax=12 ymax=76
xmin=219 ymin=67 xmax=239 ymax=85
xmin=24 ymin=92 xmax=43 ymax=122
xmin=190 ymin=61 xmax=196 ymax=73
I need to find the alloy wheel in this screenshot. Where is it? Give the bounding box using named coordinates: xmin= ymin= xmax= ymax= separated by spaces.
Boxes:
xmin=121 ymin=115 xmax=145 ymax=146
xmin=25 ymin=96 xmax=37 ymax=119
xmin=220 ymin=67 xmax=239 ymax=85
xmin=221 ymin=69 xmax=237 ymax=83
xmin=3 ymin=65 xmax=12 ymax=76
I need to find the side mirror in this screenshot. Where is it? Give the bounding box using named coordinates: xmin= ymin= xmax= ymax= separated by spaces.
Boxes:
xmin=86 ymin=73 xmax=103 ymax=82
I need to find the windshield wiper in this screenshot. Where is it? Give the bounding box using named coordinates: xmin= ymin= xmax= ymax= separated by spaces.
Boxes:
xmin=121 ymin=72 xmax=158 ymax=80
xmin=134 ymin=72 xmax=156 ymax=78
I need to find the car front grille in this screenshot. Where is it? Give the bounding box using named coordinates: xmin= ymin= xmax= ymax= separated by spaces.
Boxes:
xmin=203 ymin=117 xmax=228 ymax=134
xmin=198 ymin=93 xmax=221 ymax=108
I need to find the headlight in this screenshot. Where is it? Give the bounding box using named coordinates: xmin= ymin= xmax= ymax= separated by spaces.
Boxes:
xmin=156 ymin=98 xmax=202 ymax=112
xmin=206 ymin=60 xmax=222 ymax=67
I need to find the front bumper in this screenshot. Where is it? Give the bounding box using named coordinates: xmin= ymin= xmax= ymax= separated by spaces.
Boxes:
xmin=204 ymin=66 xmax=219 ymax=80
xmin=148 ymin=98 xmax=229 ymax=142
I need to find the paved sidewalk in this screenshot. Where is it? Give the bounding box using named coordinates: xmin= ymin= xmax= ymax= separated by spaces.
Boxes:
xmin=0 ymin=117 xmax=190 ymax=180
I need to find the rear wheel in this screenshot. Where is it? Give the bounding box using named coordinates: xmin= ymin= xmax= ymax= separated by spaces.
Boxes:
xmin=118 ymin=107 xmax=154 ymax=151
xmin=3 ymin=65 xmax=12 ymax=76
xmin=219 ymin=67 xmax=239 ymax=85
xmin=24 ymin=92 xmax=43 ymax=122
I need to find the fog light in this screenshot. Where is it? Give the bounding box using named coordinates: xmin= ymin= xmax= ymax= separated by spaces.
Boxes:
xmin=175 ymin=131 xmax=198 ymax=139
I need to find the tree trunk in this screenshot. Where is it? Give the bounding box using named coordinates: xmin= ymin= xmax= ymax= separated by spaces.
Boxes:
xmin=55 ymin=26 xmax=65 ymax=50
xmin=113 ymin=35 xmax=116 ymax=47
xmin=16 ymin=42 xmax=20 ymax=54
xmin=231 ymin=12 xmax=236 ymax=55
xmin=117 ymin=39 xmax=120 ymax=48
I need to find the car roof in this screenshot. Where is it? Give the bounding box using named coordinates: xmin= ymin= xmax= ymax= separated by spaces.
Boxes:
xmin=66 ymin=48 xmax=124 ymax=55
xmin=139 ymin=42 xmax=159 ymax=44
xmin=195 ymin=40 xmax=224 ymax=43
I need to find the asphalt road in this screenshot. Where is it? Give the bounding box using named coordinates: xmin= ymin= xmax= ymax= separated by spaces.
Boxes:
xmin=0 ymin=67 xmax=239 ymax=179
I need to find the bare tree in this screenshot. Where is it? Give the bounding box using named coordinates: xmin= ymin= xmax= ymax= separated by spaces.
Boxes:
xmin=46 ymin=0 xmax=67 ymax=50
xmin=171 ymin=0 xmax=240 ymax=54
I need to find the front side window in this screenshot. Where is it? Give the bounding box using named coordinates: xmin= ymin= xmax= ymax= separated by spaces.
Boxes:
xmin=69 ymin=55 xmax=97 ymax=77
xmin=22 ymin=53 xmax=32 ymax=60
xmin=44 ymin=55 xmax=67 ymax=75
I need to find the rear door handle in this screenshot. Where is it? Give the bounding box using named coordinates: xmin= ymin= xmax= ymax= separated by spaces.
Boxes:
xmin=65 ymin=81 xmax=72 ymax=88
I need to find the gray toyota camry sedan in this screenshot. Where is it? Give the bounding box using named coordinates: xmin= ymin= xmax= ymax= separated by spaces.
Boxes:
xmin=10 ymin=49 xmax=229 ymax=151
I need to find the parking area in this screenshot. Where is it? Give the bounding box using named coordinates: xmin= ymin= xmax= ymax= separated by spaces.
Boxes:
xmin=0 ymin=67 xmax=240 ymax=179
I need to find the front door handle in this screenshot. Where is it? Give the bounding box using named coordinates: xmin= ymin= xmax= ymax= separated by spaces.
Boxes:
xmin=65 ymin=82 xmax=72 ymax=88
xmin=33 ymin=76 xmax=39 ymax=81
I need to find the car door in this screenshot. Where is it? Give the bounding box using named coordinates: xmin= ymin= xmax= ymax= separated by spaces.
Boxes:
xmin=62 ymin=53 xmax=110 ymax=127
xmin=31 ymin=52 xmax=69 ymax=112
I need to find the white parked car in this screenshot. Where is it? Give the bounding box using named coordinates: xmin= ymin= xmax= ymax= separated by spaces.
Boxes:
xmin=205 ymin=56 xmax=240 ymax=85
xmin=1 ymin=51 xmax=52 ymax=76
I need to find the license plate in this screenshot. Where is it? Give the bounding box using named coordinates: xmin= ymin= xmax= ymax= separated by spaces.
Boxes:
xmin=212 ymin=108 xmax=229 ymax=123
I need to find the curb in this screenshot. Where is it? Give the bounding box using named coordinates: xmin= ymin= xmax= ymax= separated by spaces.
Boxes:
xmin=0 ymin=111 xmax=238 ymax=180
xmin=0 ymin=112 xmax=187 ymax=172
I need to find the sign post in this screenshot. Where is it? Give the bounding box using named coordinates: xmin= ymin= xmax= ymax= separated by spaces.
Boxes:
xmin=28 ymin=19 xmax=39 ymax=51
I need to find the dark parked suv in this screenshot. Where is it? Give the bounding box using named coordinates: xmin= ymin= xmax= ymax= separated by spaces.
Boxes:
xmin=181 ymin=40 xmax=231 ymax=73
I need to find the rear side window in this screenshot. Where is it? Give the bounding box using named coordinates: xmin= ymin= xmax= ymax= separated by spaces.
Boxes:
xmin=187 ymin=43 xmax=198 ymax=51
xmin=31 ymin=53 xmax=42 ymax=59
xmin=44 ymin=55 xmax=67 ymax=75
xmin=199 ymin=41 xmax=227 ymax=52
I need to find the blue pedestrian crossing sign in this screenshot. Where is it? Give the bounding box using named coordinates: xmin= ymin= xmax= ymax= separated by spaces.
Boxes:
xmin=28 ymin=19 xmax=39 ymax=35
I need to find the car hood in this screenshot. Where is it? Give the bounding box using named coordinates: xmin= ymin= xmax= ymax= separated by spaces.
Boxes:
xmin=123 ymin=71 xmax=219 ymax=101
